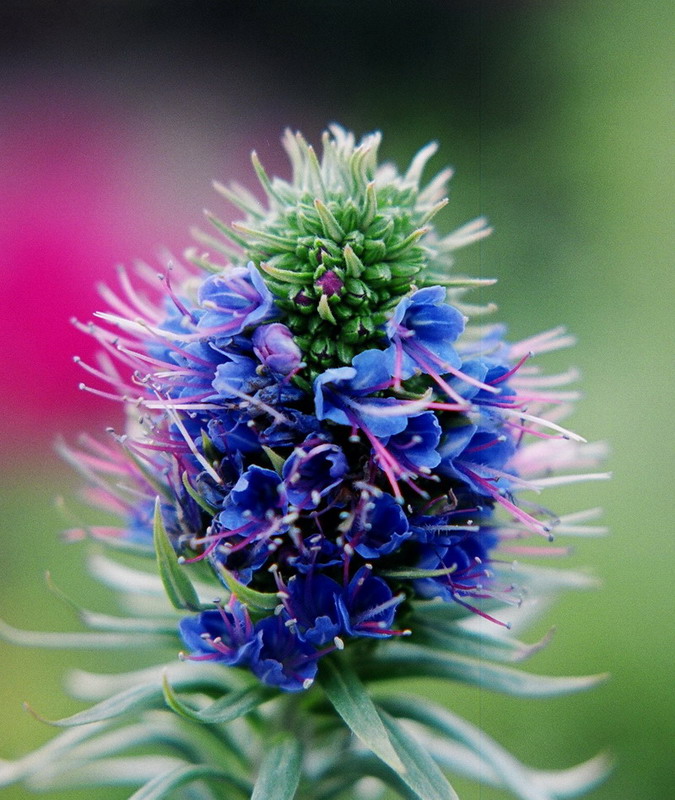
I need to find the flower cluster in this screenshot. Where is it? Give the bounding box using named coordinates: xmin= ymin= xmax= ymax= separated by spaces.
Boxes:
xmin=66 ymin=127 xmax=603 ymax=693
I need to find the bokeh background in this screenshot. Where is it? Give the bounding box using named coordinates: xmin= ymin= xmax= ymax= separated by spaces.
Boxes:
xmin=0 ymin=1 xmax=672 ymax=798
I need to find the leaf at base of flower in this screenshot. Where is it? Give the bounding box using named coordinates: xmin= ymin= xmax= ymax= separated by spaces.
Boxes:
xmin=377 ymin=710 xmax=459 ymax=800
xmin=0 ymin=617 xmax=173 ymax=650
xmin=318 ymin=653 xmax=405 ymax=776
xmin=215 ymin=564 xmax=280 ymax=611
xmin=379 ymin=695 xmax=613 ymax=799
xmin=361 ymin=642 xmax=609 ymax=697
xmin=153 ymin=498 xmax=204 ymax=612
xmin=250 ymin=735 xmax=302 ymax=800
xmin=162 ymin=672 xmax=276 ymax=724
xmin=380 ymin=695 xmax=552 ymax=800
xmin=409 ymin=615 xmax=555 ymax=663
xmin=127 ymin=763 xmax=250 ymax=800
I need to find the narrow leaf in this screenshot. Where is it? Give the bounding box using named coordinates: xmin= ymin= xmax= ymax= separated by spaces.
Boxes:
xmin=361 ymin=643 xmax=609 ymax=697
xmin=26 ymin=684 xmax=165 ymax=728
xmin=0 ymin=724 xmax=111 ymax=787
xmin=162 ymin=673 xmax=276 ymax=724
xmin=181 ymin=472 xmax=218 ymax=515
xmin=318 ymin=653 xmax=405 ymax=775
xmin=380 ymin=697 xmax=613 ymax=799
xmin=380 ymin=696 xmax=552 ymax=800
xmin=153 ymin=499 xmax=202 ymax=612
xmin=379 ymin=710 xmax=459 ymax=800
xmin=262 ymin=446 xmax=286 ymax=475
xmin=215 ymin=564 xmax=279 ymax=611
xmin=251 ymin=735 xmax=302 ymax=800
xmin=27 ymin=756 xmax=186 ymax=791
xmin=0 ymin=618 xmax=172 ymax=650
xmin=409 ymin=616 xmax=554 ymax=663
xmin=128 ymin=764 xmax=248 ymax=800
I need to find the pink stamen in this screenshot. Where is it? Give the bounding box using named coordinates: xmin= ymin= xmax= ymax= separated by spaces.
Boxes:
xmin=117 ymin=264 xmax=164 ymax=321
xmin=487 ymin=352 xmax=532 ymax=385
xmin=460 ymin=466 xmax=552 ymax=538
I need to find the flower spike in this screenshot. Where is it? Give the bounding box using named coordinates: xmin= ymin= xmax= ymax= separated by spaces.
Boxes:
xmin=1 ymin=126 xmax=608 ymax=800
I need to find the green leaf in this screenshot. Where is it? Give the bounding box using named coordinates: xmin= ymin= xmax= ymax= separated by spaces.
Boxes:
xmin=262 ymin=446 xmax=286 ymax=475
xmin=162 ymin=673 xmax=276 ymax=724
xmin=378 ymin=710 xmax=459 ymax=800
xmin=380 ymin=565 xmax=459 ymax=580
xmin=0 ymin=618 xmax=173 ymax=650
xmin=128 ymin=763 xmax=248 ymax=800
xmin=380 ymin=696 xmax=551 ymax=800
xmin=251 ymin=735 xmax=302 ymax=800
xmin=0 ymin=723 xmax=112 ymax=788
xmin=318 ymin=653 xmax=405 ymax=775
xmin=153 ymin=498 xmax=202 ymax=612
xmin=215 ymin=564 xmax=279 ymax=611
xmin=181 ymin=471 xmax=219 ymax=515
xmin=409 ymin=616 xmax=554 ymax=664
xmin=27 ymin=684 xmax=167 ymax=728
xmin=360 ymin=643 xmax=609 ymax=697
xmin=379 ymin=696 xmax=613 ymax=799
xmin=26 ymin=756 xmax=186 ymax=791
xmin=66 ymin=661 xmax=239 ymax=702
xmin=45 ymin=572 xmax=178 ymax=635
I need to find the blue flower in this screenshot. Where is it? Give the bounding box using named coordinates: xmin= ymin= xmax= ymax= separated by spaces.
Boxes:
xmin=383 ymin=411 xmax=442 ymax=473
xmin=179 ymin=600 xmax=261 ymax=666
xmin=250 ymin=616 xmax=318 ymax=692
xmin=218 ymin=466 xmax=287 ymax=529
xmin=282 ymin=437 xmax=348 ymax=509
xmin=337 ymin=567 xmax=404 ymax=638
xmin=63 ymin=126 xmax=601 ymax=699
xmin=211 ymin=354 xmax=266 ymax=400
xmin=282 ymin=573 xmax=342 ymax=646
xmin=412 ymin=528 xmax=500 ymax=607
xmin=198 ymin=262 xmax=274 ymax=339
xmin=385 ymin=286 xmax=465 ymax=382
xmin=314 ymin=349 xmax=415 ymax=438
xmin=253 ymin=323 xmax=303 ymax=376
xmin=438 ymin=424 xmax=517 ymax=499
xmin=345 ymin=492 xmax=411 ymax=559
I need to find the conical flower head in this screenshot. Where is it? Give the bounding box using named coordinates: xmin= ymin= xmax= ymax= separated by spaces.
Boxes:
xmin=203 ymin=125 xmax=490 ymax=375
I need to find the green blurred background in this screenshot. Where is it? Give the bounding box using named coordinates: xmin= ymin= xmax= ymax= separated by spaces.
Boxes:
xmin=0 ymin=1 xmax=672 ymax=798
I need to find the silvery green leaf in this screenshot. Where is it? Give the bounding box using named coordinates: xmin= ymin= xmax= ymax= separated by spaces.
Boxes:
xmin=46 ymin=571 xmax=179 ymax=633
xmin=427 ymin=735 xmax=613 ymax=799
xmin=128 ymin=763 xmax=250 ymax=800
xmin=380 ymin=696 xmax=552 ymax=800
xmin=318 ymin=653 xmax=405 ymax=775
xmin=361 ymin=643 xmax=609 ymax=697
xmin=378 ymin=710 xmax=459 ymax=800
xmin=509 ymin=564 xmax=600 ymax=593
xmin=87 ymin=553 xmax=177 ymax=596
xmin=162 ymin=673 xmax=276 ymax=724
xmin=0 ymin=617 xmax=173 ymax=649
xmin=409 ymin=615 xmax=554 ymax=663
xmin=28 ymin=683 xmax=170 ymax=727
xmin=216 ymin=564 xmax=280 ymax=611
xmin=0 ymin=723 xmax=112 ymax=787
xmin=251 ymin=735 xmax=302 ymax=800
xmin=153 ymin=498 xmax=203 ymax=612
xmin=66 ymin=661 xmax=239 ymax=702
xmin=65 ymin=711 xmax=247 ymax=771
xmin=411 ymin=597 xmax=495 ymax=624
xmin=379 ymin=696 xmax=613 ymax=799
xmin=26 ymin=756 xmax=186 ymax=790
xmin=88 ymin=553 xmax=218 ymax=606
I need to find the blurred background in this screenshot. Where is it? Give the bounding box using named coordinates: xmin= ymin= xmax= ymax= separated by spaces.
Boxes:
xmin=0 ymin=1 xmax=672 ymax=798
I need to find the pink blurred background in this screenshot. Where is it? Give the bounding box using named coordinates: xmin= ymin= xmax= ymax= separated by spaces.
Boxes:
xmin=0 ymin=76 xmax=291 ymax=457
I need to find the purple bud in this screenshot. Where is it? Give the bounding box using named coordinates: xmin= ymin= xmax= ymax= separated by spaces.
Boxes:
xmin=315 ymin=270 xmax=344 ymax=297
xmin=253 ymin=323 xmax=303 ymax=376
